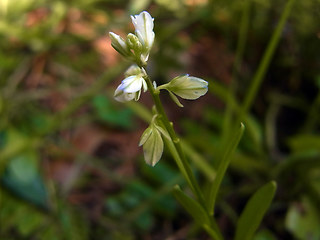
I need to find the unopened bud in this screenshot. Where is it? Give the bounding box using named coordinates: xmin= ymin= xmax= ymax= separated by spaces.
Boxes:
xmin=126 ymin=33 xmax=142 ymax=52
xmin=165 ymin=75 xmax=208 ymax=100
xmin=124 ymin=64 xmax=142 ymax=77
xmin=109 ymin=32 xmax=131 ymax=58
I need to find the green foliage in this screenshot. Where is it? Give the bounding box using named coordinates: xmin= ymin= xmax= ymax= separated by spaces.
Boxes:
xmin=1 ymin=152 xmax=48 ymax=209
xmin=285 ymin=196 xmax=320 ymax=239
xmin=173 ymin=185 xmax=211 ymax=227
xmin=92 ymin=95 xmax=133 ymax=129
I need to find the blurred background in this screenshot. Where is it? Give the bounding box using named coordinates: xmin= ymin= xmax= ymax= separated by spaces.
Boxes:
xmin=0 ymin=0 xmax=320 ymax=239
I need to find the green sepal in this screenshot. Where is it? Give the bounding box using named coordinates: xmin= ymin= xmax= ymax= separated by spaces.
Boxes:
xmin=168 ymin=90 xmax=184 ymax=107
xmin=142 ymin=125 xmax=163 ymax=166
xmin=154 ymin=124 xmax=170 ymax=140
xmin=139 ymin=126 xmax=153 ymax=146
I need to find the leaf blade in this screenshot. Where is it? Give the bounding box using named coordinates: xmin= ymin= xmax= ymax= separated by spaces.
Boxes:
xmin=234 ymin=181 xmax=277 ymax=240
xmin=207 ymin=123 xmax=245 ymax=215
xmin=172 ymin=185 xmax=211 ymax=226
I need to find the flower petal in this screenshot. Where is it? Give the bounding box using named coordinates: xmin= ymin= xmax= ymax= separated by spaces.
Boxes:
xmin=120 ymin=75 xmax=143 ymax=93
xmin=114 ymin=85 xmax=135 ymax=102
xmin=142 ymin=79 xmax=148 ymax=92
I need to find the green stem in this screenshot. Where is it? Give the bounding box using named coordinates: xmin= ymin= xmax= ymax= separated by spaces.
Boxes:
xmin=238 ymin=0 xmax=295 ymax=122
xmin=143 ymin=73 xmax=206 ymax=208
xmin=222 ymin=0 xmax=250 ymax=143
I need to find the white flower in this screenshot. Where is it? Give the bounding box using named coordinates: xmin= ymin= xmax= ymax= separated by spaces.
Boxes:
xmin=114 ymin=74 xmax=147 ymax=102
xmin=131 ymin=11 xmax=155 ymax=61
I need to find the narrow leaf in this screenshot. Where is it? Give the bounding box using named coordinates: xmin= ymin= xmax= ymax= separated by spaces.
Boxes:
xmin=208 ymin=123 xmax=245 ymax=215
xmin=172 ymin=185 xmax=211 ymax=226
xmin=234 ymin=181 xmax=277 ymax=240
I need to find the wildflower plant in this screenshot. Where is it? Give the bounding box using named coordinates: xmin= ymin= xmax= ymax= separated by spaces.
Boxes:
xmin=109 ymin=11 xmax=277 ymax=240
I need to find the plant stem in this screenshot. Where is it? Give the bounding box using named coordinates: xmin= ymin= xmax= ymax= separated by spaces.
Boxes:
xmin=238 ymin=0 xmax=295 ymax=122
xmin=222 ymin=0 xmax=250 ymax=143
xmin=143 ymin=73 xmax=206 ymax=208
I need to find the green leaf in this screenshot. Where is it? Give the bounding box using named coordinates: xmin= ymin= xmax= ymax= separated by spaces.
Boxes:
xmin=172 ymin=185 xmax=210 ymax=226
xmin=92 ymin=95 xmax=133 ymax=129
xmin=207 ymin=123 xmax=245 ymax=215
xmin=234 ymin=181 xmax=277 ymax=240
xmin=1 ymin=153 xmax=48 ymax=209
xmin=287 ymin=134 xmax=320 ymax=154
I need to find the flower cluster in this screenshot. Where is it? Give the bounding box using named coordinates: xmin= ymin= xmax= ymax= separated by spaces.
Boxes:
xmin=109 ymin=11 xmax=209 ymax=166
xmin=110 ymin=11 xmax=154 ymax=102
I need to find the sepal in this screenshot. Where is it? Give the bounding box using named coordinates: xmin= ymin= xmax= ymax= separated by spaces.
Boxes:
xmin=139 ymin=120 xmax=170 ymax=166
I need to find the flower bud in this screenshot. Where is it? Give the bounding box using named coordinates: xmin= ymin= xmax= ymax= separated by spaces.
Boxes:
xmin=126 ymin=33 xmax=143 ymax=53
xmin=109 ymin=32 xmax=131 ymax=58
xmin=165 ymin=75 xmax=208 ymax=100
xmin=124 ymin=64 xmax=142 ymax=77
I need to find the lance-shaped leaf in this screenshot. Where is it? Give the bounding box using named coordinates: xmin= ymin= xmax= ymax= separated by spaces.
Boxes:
xmin=165 ymin=75 xmax=208 ymax=100
xmin=234 ymin=181 xmax=277 ymax=240
xmin=172 ymin=185 xmax=224 ymax=240
xmin=207 ymin=123 xmax=245 ymax=215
